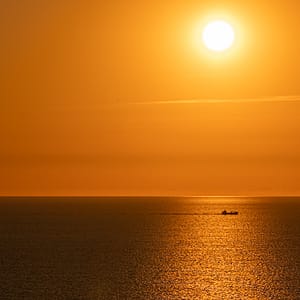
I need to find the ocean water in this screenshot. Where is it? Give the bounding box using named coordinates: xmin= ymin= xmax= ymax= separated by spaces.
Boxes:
xmin=0 ymin=197 xmax=299 ymax=300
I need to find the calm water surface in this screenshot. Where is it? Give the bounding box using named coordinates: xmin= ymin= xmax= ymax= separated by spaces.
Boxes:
xmin=0 ymin=197 xmax=299 ymax=299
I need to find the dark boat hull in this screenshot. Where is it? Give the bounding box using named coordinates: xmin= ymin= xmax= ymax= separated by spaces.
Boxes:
xmin=221 ymin=211 xmax=238 ymax=215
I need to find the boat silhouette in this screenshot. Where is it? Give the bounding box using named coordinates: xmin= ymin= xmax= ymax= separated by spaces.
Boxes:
xmin=221 ymin=210 xmax=238 ymax=215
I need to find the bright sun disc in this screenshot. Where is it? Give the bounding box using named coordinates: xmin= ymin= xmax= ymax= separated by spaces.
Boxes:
xmin=202 ymin=20 xmax=235 ymax=52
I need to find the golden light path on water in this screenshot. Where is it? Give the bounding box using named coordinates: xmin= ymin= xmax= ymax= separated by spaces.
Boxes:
xmin=144 ymin=197 xmax=299 ymax=299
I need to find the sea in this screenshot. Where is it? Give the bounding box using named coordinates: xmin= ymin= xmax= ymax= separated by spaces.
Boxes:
xmin=0 ymin=196 xmax=299 ymax=300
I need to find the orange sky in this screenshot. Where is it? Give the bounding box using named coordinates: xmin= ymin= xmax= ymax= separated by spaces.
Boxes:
xmin=1 ymin=0 xmax=300 ymax=196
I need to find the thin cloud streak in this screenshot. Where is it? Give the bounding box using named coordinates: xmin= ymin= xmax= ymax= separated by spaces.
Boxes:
xmin=130 ymin=95 xmax=300 ymax=105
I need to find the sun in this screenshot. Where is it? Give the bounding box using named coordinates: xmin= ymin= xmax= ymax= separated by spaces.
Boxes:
xmin=202 ymin=20 xmax=235 ymax=52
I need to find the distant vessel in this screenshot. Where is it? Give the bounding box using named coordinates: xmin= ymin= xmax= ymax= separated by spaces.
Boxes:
xmin=221 ymin=210 xmax=238 ymax=215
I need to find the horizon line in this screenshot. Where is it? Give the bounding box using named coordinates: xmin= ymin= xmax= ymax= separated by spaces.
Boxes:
xmin=1 ymin=195 xmax=300 ymax=198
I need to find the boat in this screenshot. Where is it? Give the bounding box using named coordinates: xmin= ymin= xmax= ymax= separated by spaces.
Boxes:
xmin=221 ymin=210 xmax=238 ymax=215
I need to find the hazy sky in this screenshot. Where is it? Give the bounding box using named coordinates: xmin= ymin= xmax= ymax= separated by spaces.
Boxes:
xmin=1 ymin=0 xmax=300 ymax=196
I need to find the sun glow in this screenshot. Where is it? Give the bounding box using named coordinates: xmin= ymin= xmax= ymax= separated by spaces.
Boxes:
xmin=202 ymin=20 xmax=235 ymax=52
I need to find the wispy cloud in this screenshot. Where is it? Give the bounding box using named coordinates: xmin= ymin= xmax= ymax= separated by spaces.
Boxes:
xmin=130 ymin=95 xmax=300 ymax=105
